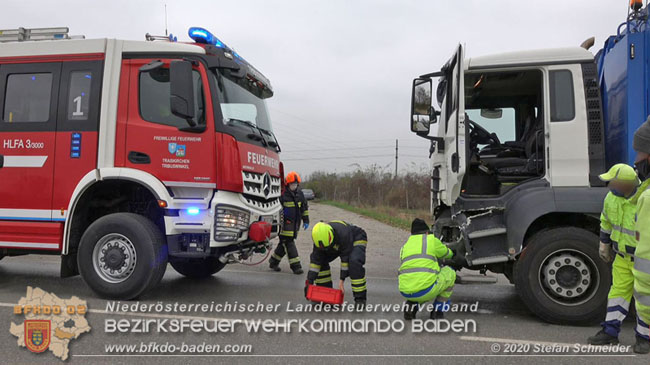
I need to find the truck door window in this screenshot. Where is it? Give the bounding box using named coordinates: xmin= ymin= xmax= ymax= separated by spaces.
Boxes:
xmin=549 ymin=70 xmax=575 ymax=122
xmin=67 ymin=71 xmax=92 ymax=121
xmin=139 ymin=68 xmax=205 ymax=129
xmin=3 ymin=73 xmax=53 ymax=123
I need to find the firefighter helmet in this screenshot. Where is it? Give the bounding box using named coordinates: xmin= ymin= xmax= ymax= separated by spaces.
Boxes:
xmin=312 ymin=222 xmax=333 ymax=249
xmin=286 ymin=171 xmax=301 ymax=184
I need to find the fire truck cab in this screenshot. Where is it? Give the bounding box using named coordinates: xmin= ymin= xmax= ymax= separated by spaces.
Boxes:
xmin=0 ymin=27 xmax=283 ymax=299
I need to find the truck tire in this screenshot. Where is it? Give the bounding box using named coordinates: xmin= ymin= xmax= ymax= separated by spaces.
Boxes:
xmin=514 ymin=227 xmax=610 ymax=325
xmin=170 ymin=257 xmax=225 ymax=278
xmin=77 ymin=213 xmax=168 ymax=299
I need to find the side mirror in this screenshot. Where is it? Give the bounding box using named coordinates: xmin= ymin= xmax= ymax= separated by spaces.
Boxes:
xmin=481 ymin=108 xmax=503 ymax=119
xmin=411 ymin=78 xmax=435 ymax=135
xmin=170 ymin=60 xmax=196 ymax=126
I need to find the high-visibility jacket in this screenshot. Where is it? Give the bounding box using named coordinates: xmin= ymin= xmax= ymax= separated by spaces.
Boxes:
xmin=600 ymin=181 xmax=650 ymax=257
xmin=398 ymin=233 xmax=453 ymax=294
xmin=279 ymin=188 xmax=309 ymax=239
xmin=634 ymin=187 xmax=650 ymax=326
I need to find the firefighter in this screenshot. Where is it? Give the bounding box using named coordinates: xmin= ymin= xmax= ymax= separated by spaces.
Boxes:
xmin=307 ymin=221 xmax=368 ymax=309
xmin=588 ymin=163 xmax=648 ymax=351
xmin=269 ymin=171 xmax=309 ymax=274
xmin=631 ymin=117 xmax=650 ymax=354
xmin=399 ymin=218 xmax=456 ymax=320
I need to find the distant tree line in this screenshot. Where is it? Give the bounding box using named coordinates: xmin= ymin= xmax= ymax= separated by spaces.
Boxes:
xmin=302 ymin=165 xmax=431 ymax=211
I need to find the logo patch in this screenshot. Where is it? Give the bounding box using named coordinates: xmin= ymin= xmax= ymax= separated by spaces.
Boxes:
xmin=24 ymin=320 xmax=50 ymax=353
xmin=176 ymin=145 xmax=186 ymax=157
xmin=168 ymin=143 xmax=177 ymax=154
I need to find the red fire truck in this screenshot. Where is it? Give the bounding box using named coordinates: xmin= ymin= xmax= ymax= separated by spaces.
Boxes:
xmin=0 ymin=27 xmax=283 ymax=299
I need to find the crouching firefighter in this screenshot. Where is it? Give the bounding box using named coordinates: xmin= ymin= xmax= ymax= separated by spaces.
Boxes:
xmin=399 ymin=218 xmax=456 ymax=320
xmin=588 ymin=163 xmax=650 ymax=353
xmin=307 ymin=221 xmax=368 ymax=309
xmin=269 ymin=171 xmax=309 ymax=274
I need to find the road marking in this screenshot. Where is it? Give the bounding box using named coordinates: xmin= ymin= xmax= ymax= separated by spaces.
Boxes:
xmin=460 ymin=335 xmax=577 ymax=348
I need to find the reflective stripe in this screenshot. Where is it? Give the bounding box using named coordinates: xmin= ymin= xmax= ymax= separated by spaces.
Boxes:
xmin=422 ymin=234 xmax=427 ymax=254
xmin=353 ymin=240 xmax=367 ymax=246
xmin=637 ymin=321 xmax=650 ymax=338
xmin=611 ymin=223 xmax=636 ymax=238
xmin=635 ymin=256 xmax=650 ymax=275
xmin=280 ymin=231 xmax=294 ymax=237
xmin=309 ymin=263 xmax=320 ymax=272
xmin=318 ymin=270 xmax=331 ymax=276
xmin=401 ymin=254 xmax=437 ymax=263
xmin=351 ymin=278 xmax=366 ymax=284
xmin=289 ymin=257 xmax=301 ymax=264
xmin=401 ymin=282 xmax=436 ymax=298
xmin=398 ymin=267 xmax=439 ymax=275
xmin=607 ymin=297 xmax=631 ymax=309
xmin=315 ymin=278 xmax=332 ymax=284
xmin=331 ymin=220 xmax=347 ymax=226
xmin=634 ymin=291 xmax=650 ymax=306
xmin=271 ymin=253 xmax=283 ymax=261
xmin=606 ymin=305 xmax=629 ymax=322
xmin=283 ymin=202 xmax=296 ymax=207
xmin=352 ymin=285 xmax=367 ymax=292
xmin=303 ymin=211 xmax=309 ymax=216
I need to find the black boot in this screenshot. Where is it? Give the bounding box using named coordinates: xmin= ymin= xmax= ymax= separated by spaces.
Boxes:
xmin=292 ymin=267 xmax=304 ymax=275
xmin=403 ymin=301 xmax=419 ymax=320
xmin=587 ymin=329 xmax=619 ymax=345
xmin=355 ymin=299 xmax=366 ymax=311
xmin=633 ymin=336 xmax=650 ymax=354
xmin=269 ymin=261 xmax=281 ymax=272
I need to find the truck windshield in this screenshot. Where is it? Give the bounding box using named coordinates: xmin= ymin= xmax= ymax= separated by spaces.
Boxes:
xmin=212 ymin=70 xmax=274 ymax=135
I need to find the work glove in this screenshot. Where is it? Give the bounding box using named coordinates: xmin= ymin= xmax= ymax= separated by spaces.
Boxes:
xmin=599 ymin=242 xmax=613 ymax=263
xmin=303 ymin=223 xmax=309 ymax=230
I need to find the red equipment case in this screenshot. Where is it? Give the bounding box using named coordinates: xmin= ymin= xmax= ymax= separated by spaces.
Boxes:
xmin=306 ymin=282 xmax=344 ymax=305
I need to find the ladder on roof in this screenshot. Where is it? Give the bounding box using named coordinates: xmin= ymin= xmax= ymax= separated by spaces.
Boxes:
xmin=0 ymin=27 xmax=85 ymax=43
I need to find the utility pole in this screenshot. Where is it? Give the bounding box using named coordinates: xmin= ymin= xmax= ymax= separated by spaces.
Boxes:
xmin=395 ymin=139 xmax=399 ymax=178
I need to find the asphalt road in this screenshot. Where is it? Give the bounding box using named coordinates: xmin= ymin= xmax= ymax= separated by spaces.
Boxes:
xmin=0 ymin=203 xmax=647 ymax=364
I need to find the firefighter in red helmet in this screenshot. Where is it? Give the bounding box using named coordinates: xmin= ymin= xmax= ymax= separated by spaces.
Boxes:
xmin=269 ymin=171 xmax=310 ymax=274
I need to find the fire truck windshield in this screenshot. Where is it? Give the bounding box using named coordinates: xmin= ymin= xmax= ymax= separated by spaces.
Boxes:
xmin=212 ymin=70 xmax=274 ymax=132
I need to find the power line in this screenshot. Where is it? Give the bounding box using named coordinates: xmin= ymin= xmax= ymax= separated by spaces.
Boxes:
xmin=282 ymin=145 xmax=395 ymax=153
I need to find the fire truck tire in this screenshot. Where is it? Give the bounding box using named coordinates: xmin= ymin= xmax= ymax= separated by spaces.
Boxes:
xmin=77 ymin=213 xmax=168 ymax=299
xmin=169 ymin=257 xmax=225 ymax=278
xmin=514 ymin=227 xmax=609 ymax=325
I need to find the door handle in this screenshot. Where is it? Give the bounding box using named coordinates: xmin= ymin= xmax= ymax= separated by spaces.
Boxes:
xmin=128 ymin=151 xmax=151 ymax=164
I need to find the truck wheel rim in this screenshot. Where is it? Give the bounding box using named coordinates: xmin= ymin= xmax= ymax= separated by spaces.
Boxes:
xmin=92 ymin=233 xmax=137 ymax=284
xmin=538 ymin=249 xmax=599 ymax=306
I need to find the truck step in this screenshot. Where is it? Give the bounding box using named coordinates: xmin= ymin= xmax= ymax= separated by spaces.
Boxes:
xmin=456 ymin=273 xmax=498 ymax=285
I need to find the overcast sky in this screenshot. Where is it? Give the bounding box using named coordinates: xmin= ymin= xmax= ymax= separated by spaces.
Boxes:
xmin=1 ymin=0 xmax=632 ymax=177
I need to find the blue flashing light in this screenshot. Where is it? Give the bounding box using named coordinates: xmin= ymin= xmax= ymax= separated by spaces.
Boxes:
xmin=84 ymin=74 xmax=91 ymax=79
xmin=31 ymin=76 xmax=36 ymax=81
xmin=187 ymin=207 xmax=200 ymax=216
xmin=188 ymin=27 xmax=224 ymax=48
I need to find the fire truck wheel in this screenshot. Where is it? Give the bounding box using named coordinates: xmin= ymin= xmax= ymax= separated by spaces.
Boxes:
xmin=77 ymin=213 xmax=168 ymax=299
xmin=169 ymin=257 xmax=226 ymax=278
xmin=514 ymin=227 xmax=609 ymax=325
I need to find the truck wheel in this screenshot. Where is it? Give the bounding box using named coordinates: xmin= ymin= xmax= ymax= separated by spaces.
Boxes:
xmin=77 ymin=213 xmax=168 ymax=299
xmin=514 ymin=227 xmax=609 ymax=324
xmin=170 ymin=257 xmax=225 ymax=278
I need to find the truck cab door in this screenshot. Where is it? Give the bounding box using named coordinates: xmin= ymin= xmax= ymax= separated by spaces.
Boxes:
xmin=122 ymin=59 xmax=216 ymax=189
xmin=434 ymin=44 xmax=466 ymax=207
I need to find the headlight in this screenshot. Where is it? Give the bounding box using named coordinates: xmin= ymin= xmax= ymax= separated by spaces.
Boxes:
xmin=214 ymin=205 xmax=250 ymax=241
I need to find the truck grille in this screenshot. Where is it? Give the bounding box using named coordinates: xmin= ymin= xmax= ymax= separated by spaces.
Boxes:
xmin=242 ymin=171 xmax=281 ymax=203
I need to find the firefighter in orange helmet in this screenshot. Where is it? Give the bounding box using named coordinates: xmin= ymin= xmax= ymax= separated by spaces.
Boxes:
xmin=269 ymin=171 xmax=310 ymax=274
